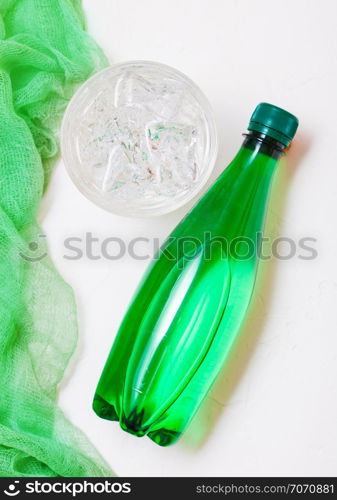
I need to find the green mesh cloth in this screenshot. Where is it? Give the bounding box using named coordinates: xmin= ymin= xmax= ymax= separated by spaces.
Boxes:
xmin=0 ymin=0 xmax=111 ymax=476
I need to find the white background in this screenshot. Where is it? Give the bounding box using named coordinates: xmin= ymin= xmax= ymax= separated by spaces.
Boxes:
xmin=43 ymin=0 xmax=337 ymax=476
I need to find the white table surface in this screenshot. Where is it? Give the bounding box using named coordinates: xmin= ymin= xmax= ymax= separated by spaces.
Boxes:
xmin=43 ymin=0 xmax=337 ymax=476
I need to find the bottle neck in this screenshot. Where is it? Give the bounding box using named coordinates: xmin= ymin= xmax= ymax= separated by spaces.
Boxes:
xmin=242 ymin=131 xmax=286 ymax=159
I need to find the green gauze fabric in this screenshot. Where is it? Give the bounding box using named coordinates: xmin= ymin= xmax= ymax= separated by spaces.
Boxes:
xmin=0 ymin=0 xmax=112 ymax=476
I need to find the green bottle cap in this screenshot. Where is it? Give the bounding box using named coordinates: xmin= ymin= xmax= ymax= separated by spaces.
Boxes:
xmin=248 ymin=102 xmax=299 ymax=147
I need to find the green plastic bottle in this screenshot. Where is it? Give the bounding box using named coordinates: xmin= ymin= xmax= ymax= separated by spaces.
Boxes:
xmin=93 ymin=103 xmax=299 ymax=446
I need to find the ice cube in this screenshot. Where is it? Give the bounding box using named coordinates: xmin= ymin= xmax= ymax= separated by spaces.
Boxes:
xmin=114 ymin=72 xmax=157 ymax=108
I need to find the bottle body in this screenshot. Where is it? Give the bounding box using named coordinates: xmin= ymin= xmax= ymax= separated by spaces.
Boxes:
xmin=93 ymin=133 xmax=283 ymax=445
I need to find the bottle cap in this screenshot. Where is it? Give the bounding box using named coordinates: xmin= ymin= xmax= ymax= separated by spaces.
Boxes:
xmin=248 ymin=102 xmax=299 ymax=147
